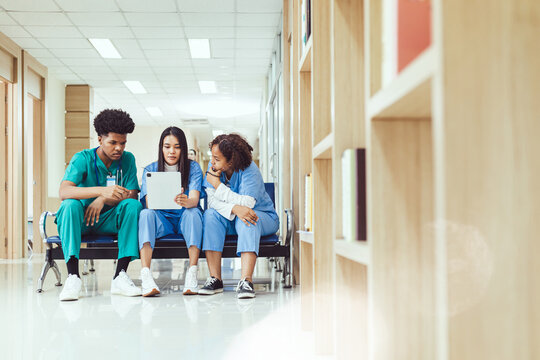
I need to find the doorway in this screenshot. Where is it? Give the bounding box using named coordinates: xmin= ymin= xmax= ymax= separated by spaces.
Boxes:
xmin=0 ymin=80 xmax=7 ymax=257
xmin=25 ymin=94 xmax=45 ymax=255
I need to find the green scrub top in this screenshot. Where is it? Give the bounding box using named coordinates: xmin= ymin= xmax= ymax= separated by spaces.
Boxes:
xmin=62 ymin=148 xmax=140 ymax=210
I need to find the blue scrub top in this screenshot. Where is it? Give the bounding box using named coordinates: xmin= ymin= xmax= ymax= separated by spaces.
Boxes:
xmin=62 ymin=148 xmax=140 ymax=209
xmin=203 ymin=161 xmax=276 ymax=215
xmin=140 ymin=160 xmax=203 ymax=217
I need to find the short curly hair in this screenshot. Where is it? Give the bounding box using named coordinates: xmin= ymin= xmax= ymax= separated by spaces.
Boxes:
xmin=93 ymin=109 xmax=135 ymax=136
xmin=209 ymin=133 xmax=253 ymax=172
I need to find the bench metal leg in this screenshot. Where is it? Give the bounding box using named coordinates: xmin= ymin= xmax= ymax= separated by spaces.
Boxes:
xmin=36 ymin=261 xmax=50 ymax=293
xmin=82 ymin=259 xmax=89 ymax=275
xmin=37 ymin=247 xmax=62 ymax=293
xmin=52 ymin=261 xmax=62 ymax=287
xmin=282 ymin=256 xmax=292 ymax=288
xmin=82 ymin=259 xmax=95 ymax=275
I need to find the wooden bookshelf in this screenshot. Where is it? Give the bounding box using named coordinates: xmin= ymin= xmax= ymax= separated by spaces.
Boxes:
xmin=298 ymin=231 xmax=314 ymax=244
xmin=299 ymin=37 xmax=312 ymax=72
xmin=288 ymin=0 xmax=539 ymax=358
xmin=312 ymin=133 xmax=332 ymax=159
xmin=334 ymin=239 xmax=370 ymax=265
xmin=368 ymin=46 xmax=434 ymax=119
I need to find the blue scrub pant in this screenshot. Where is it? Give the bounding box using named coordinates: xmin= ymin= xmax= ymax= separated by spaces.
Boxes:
xmin=138 ymin=208 xmax=203 ymax=249
xmin=55 ymin=198 xmax=142 ymax=262
xmin=202 ymin=209 xmax=279 ymax=256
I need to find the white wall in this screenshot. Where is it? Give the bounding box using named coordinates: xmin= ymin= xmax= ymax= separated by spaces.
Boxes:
xmin=125 ymin=125 xmax=196 ymax=185
xmin=46 ymin=74 xmax=65 ymax=198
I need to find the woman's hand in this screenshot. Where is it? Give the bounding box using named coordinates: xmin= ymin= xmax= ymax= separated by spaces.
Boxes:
xmin=85 ymin=197 xmax=105 ymax=226
xmin=175 ymin=188 xmax=190 ymax=207
xmin=206 ymin=167 xmax=222 ymax=189
xmin=232 ymin=205 xmax=259 ymax=226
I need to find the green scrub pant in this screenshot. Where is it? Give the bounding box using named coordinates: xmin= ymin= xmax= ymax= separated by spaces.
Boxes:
xmin=55 ymin=198 xmax=142 ymax=262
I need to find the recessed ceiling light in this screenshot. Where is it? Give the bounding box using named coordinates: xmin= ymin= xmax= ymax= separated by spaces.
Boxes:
xmin=188 ymin=39 xmax=211 ymax=59
xmin=199 ymin=81 xmax=217 ymax=94
xmin=123 ymin=81 xmax=147 ymax=94
xmin=88 ymin=38 xmax=121 ymax=59
xmin=146 ymin=107 xmax=163 ymax=117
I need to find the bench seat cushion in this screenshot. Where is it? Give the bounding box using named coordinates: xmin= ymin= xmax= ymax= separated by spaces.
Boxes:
xmin=45 ymin=233 xmax=280 ymax=246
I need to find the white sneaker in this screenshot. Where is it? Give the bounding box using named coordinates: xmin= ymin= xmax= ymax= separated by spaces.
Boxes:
xmin=140 ymin=267 xmax=160 ymax=297
xmin=183 ymin=265 xmax=199 ymax=295
xmin=111 ymin=270 xmax=141 ymax=297
xmin=59 ymin=274 xmax=82 ymax=301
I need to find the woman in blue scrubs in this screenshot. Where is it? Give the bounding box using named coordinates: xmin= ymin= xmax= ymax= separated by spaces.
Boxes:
xmin=200 ymin=134 xmax=279 ymax=299
xmin=138 ymin=127 xmax=203 ymax=296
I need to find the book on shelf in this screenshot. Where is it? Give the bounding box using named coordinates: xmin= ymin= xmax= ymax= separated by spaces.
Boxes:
xmin=304 ymin=173 xmax=313 ymax=232
xmin=341 ymin=149 xmax=367 ymax=242
xmin=301 ymin=0 xmax=311 ymax=50
xmin=382 ymin=0 xmax=431 ymax=85
xmin=397 ymin=0 xmax=431 ymax=72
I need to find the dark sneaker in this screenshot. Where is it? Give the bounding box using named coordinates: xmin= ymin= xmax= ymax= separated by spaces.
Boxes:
xmin=198 ymin=276 xmax=224 ymax=295
xmin=236 ymin=278 xmax=255 ymax=299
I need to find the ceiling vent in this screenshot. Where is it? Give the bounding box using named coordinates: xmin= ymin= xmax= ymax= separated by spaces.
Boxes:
xmin=181 ymin=119 xmax=209 ymax=127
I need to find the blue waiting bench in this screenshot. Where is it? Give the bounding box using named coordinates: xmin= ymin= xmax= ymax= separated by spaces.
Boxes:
xmin=37 ymin=183 xmax=292 ymax=293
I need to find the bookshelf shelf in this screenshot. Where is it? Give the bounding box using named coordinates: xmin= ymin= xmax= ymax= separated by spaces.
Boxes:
xmin=299 ymin=37 xmax=312 ymax=72
xmin=334 ymin=239 xmax=370 ymax=265
xmin=298 ymin=230 xmax=314 ymax=244
xmin=368 ymin=46 xmax=434 ymax=119
xmin=312 ymin=133 xmax=333 ymax=159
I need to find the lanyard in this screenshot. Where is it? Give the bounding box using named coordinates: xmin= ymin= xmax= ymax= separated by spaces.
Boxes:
xmin=94 ymin=147 xmax=122 ymax=185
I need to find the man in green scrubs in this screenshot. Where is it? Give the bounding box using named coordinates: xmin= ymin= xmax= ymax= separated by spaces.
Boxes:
xmin=57 ymin=109 xmax=142 ymax=301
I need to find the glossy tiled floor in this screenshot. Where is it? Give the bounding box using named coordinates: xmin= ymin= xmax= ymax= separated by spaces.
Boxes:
xmin=0 ymin=256 xmax=322 ymax=360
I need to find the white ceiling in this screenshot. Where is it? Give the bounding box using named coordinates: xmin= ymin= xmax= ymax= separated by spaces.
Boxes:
xmin=0 ymin=0 xmax=282 ymax=151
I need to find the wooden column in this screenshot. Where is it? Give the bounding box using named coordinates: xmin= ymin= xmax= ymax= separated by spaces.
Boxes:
xmin=65 ymin=85 xmax=92 ymax=165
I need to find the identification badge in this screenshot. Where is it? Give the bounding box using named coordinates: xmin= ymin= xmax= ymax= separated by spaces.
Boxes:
xmin=106 ymin=175 xmax=116 ymax=187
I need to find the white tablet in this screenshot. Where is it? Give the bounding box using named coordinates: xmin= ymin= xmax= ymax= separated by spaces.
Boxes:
xmin=145 ymin=172 xmax=182 ymax=210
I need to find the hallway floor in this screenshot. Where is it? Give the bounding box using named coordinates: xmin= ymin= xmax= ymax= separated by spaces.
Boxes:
xmin=0 ymin=256 xmax=326 ymax=360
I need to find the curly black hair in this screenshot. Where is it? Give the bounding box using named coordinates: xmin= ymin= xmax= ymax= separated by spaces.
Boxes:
xmin=209 ymin=133 xmax=253 ymax=172
xmin=93 ymin=109 xmax=135 ymax=136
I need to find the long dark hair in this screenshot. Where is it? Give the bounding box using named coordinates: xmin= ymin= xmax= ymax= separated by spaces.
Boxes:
xmin=157 ymin=126 xmax=190 ymax=189
xmin=209 ymin=133 xmax=253 ymax=172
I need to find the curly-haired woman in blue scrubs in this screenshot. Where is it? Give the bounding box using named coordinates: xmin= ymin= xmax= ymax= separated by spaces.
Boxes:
xmin=200 ymin=134 xmax=279 ymax=299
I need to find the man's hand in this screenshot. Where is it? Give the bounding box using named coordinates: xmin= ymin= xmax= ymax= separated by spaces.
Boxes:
xmin=84 ymin=197 xmax=105 ymax=226
xmin=206 ymin=167 xmax=222 ymax=189
xmin=101 ymin=185 xmax=129 ymax=202
xmin=232 ymin=205 xmax=258 ymax=226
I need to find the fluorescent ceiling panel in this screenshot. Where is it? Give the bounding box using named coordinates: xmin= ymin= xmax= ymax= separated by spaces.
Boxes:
xmin=188 ymin=39 xmax=211 ymax=59
xmin=123 ymin=80 xmax=147 ymax=94
xmin=146 ymin=107 xmax=163 ymax=117
xmin=198 ymin=81 xmax=217 ymax=94
xmin=89 ymin=38 xmax=122 ymax=59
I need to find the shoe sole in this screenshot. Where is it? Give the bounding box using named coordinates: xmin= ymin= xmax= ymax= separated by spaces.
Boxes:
xmin=143 ymin=288 xmax=160 ymax=297
xmin=59 ymin=296 xmax=80 ymax=301
xmin=183 ymin=289 xmax=198 ymax=295
xmin=237 ymin=293 xmax=256 ymax=299
xmin=198 ymin=288 xmax=224 ymax=295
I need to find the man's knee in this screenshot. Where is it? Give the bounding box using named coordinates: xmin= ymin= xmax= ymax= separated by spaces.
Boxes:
xmin=59 ymin=199 xmax=84 ymax=215
xmin=120 ymin=198 xmax=143 ymax=214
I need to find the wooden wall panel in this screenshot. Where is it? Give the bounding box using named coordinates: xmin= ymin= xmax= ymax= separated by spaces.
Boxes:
xmin=65 ymin=112 xmax=90 ymax=138
xmin=65 ymin=138 xmax=90 ymax=164
xmin=65 ymin=85 xmax=92 ymax=112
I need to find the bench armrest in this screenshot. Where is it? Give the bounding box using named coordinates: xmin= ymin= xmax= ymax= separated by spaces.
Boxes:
xmin=39 ymin=211 xmax=57 ymax=243
xmin=283 ymin=208 xmax=293 ymax=246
